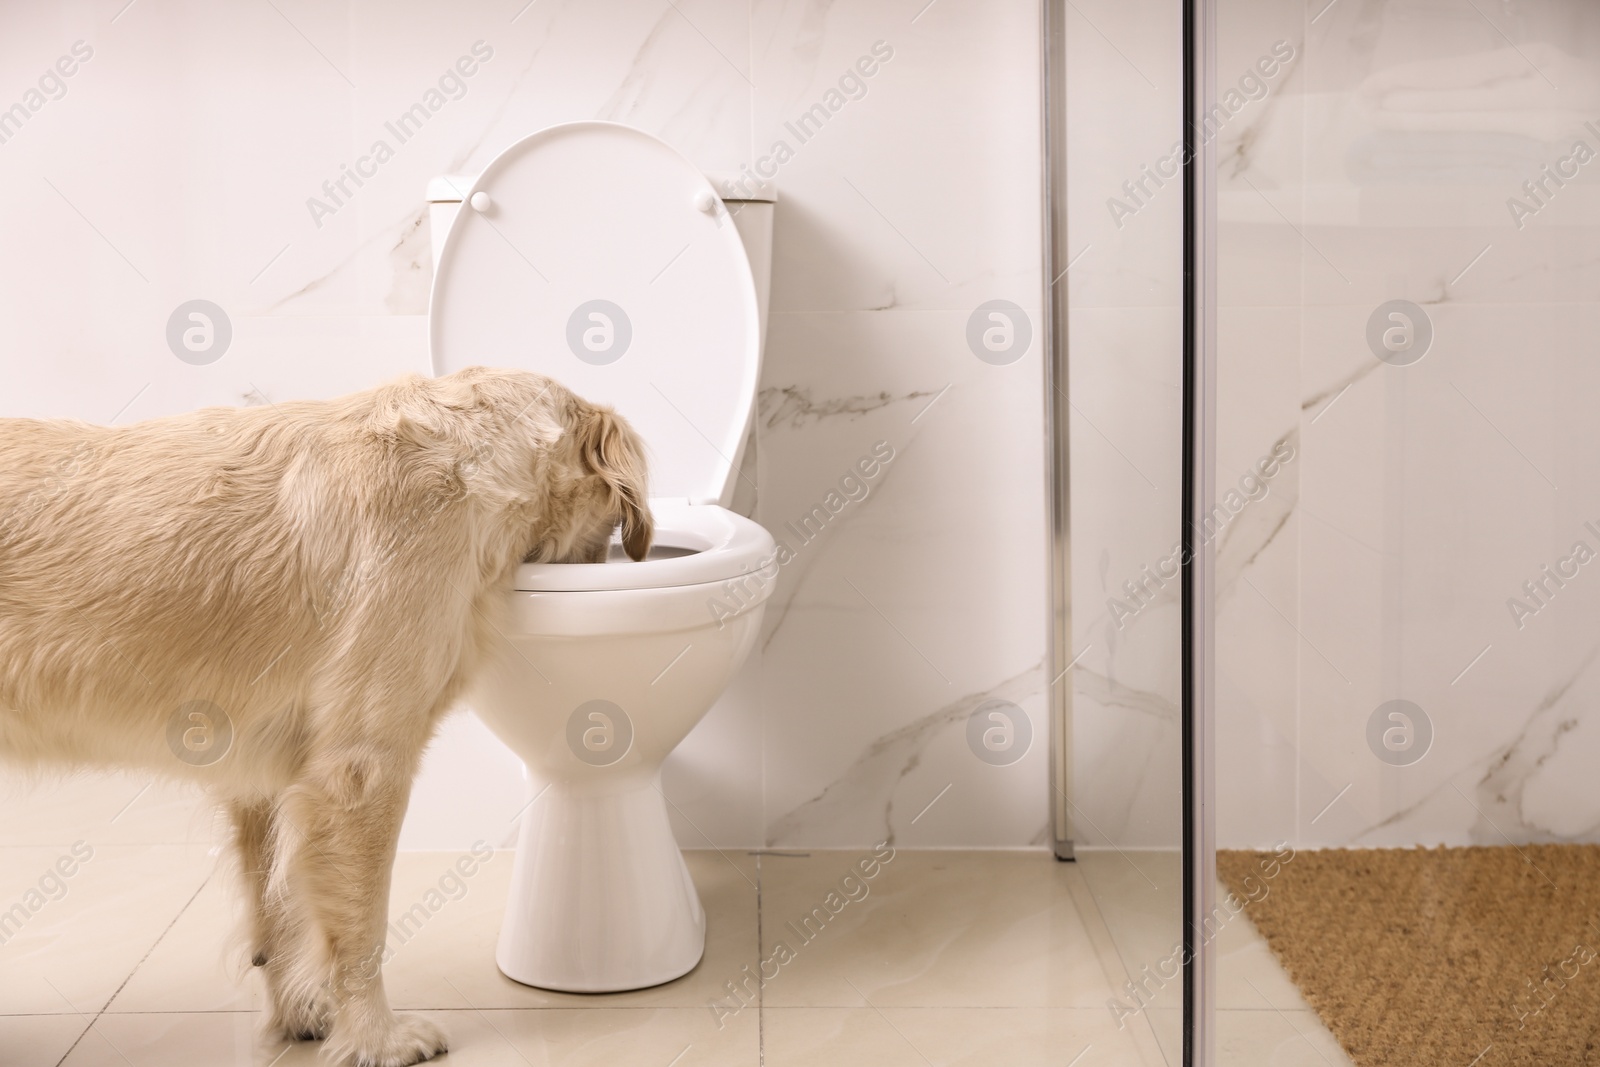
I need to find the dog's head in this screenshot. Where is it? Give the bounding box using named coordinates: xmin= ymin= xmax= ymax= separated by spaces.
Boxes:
xmin=533 ymin=399 xmax=654 ymax=565
xmin=380 ymin=368 xmax=654 ymax=566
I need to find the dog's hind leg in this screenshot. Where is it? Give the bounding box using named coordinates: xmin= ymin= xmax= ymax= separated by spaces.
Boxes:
xmin=228 ymin=797 xmax=332 ymax=1041
xmin=276 ymin=744 xmax=447 ymax=1067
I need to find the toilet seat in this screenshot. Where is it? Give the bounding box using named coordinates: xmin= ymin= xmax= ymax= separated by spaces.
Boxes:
xmin=513 ymin=501 xmax=776 ymax=592
xmin=428 ymin=121 xmax=762 ymax=506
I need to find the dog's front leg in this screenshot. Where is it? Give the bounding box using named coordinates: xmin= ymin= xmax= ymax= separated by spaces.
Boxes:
xmin=276 ymin=751 xmax=447 ymax=1067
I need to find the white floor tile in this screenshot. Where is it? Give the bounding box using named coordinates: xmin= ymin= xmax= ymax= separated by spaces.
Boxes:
xmin=0 ymin=1014 xmax=87 ymax=1067
xmin=1215 ymin=1008 xmax=1355 ymax=1067
xmin=0 ymin=772 xmax=221 ymax=849
xmin=0 ymin=844 xmax=213 ymax=1017
xmin=757 ymin=851 xmax=1112 ymax=1009
xmin=0 ymin=838 xmax=1352 ymax=1066
xmin=763 ymin=1007 xmax=1159 ymax=1067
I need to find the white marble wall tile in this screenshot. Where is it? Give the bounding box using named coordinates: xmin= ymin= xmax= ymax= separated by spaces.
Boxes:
xmin=0 ymin=4 xmax=372 ymax=419
xmin=1 ymin=0 xmax=1053 ymax=851
xmin=744 ymin=0 xmax=1049 ymax=848
xmin=751 ymin=0 xmax=1041 ymax=314
xmin=753 ymin=309 xmax=1047 ymax=848
xmin=1065 ymin=307 xmax=1182 ymax=849
xmin=0 ymin=0 xmax=759 ymax=416
xmin=1213 ymin=306 xmax=1302 ymax=848
xmin=1061 ymin=0 xmax=1183 ymax=311
xmin=1214 ymin=0 xmax=1600 ymax=851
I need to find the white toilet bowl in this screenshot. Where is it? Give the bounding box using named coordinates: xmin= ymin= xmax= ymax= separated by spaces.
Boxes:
xmin=468 ymin=503 xmax=775 ymax=990
xmin=425 ymin=123 xmax=777 ymax=992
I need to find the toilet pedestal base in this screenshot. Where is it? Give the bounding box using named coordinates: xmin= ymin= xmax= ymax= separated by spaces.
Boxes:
xmin=494 ymin=775 xmax=706 ymax=992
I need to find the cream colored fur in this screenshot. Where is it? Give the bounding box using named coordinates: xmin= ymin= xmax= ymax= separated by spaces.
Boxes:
xmin=0 ymin=367 xmax=652 ymax=1066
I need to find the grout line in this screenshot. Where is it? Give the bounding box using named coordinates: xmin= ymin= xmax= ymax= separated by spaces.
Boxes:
xmin=95 ymin=875 xmax=212 ymax=1013
xmin=1064 ymin=858 xmax=1174 ymax=1056
xmin=756 ymin=849 xmax=765 ymax=1067
xmin=52 ymin=1003 xmax=1189 ymax=1016
xmin=72 ymin=1006 xmax=775 ymax=1015
xmin=440 ymin=976 xmax=537 ymax=1067
xmin=53 ymin=873 xmax=211 ymax=1067
xmin=51 ymin=1016 xmax=96 ymax=1067
xmin=42 ymin=978 xmax=137 ymax=1067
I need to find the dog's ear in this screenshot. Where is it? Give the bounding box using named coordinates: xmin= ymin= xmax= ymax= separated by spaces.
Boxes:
xmin=578 ymin=407 xmax=653 ymax=561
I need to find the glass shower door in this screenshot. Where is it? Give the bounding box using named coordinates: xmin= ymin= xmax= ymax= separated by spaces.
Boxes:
xmin=1206 ymin=2 xmax=1600 ymax=1064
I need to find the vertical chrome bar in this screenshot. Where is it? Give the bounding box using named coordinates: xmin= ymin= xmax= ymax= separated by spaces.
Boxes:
xmin=1040 ymin=0 xmax=1074 ymax=862
xmin=1182 ymin=0 xmax=1217 ymax=1061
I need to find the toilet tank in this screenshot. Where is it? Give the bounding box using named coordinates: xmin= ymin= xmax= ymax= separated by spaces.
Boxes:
xmin=425 ymin=172 xmax=776 ymax=341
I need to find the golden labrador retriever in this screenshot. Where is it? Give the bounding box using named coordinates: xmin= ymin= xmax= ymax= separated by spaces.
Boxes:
xmin=0 ymin=366 xmax=652 ymax=1065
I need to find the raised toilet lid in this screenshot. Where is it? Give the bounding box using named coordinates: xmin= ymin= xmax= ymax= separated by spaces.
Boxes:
xmin=428 ymin=121 xmax=761 ymax=505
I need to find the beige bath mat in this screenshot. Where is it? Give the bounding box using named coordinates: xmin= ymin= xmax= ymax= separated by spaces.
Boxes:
xmin=1218 ymin=845 xmax=1600 ymax=1066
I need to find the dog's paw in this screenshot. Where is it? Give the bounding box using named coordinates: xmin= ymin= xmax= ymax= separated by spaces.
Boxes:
xmin=332 ymin=1013 xmax=448 ymax=1067
xmin=264 ymin=997 xmax=331 ymax=1042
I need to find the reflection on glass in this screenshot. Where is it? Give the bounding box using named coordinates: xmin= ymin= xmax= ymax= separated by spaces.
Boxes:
xmin=1053 ymin=1 xmax=1187 ymax=1062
